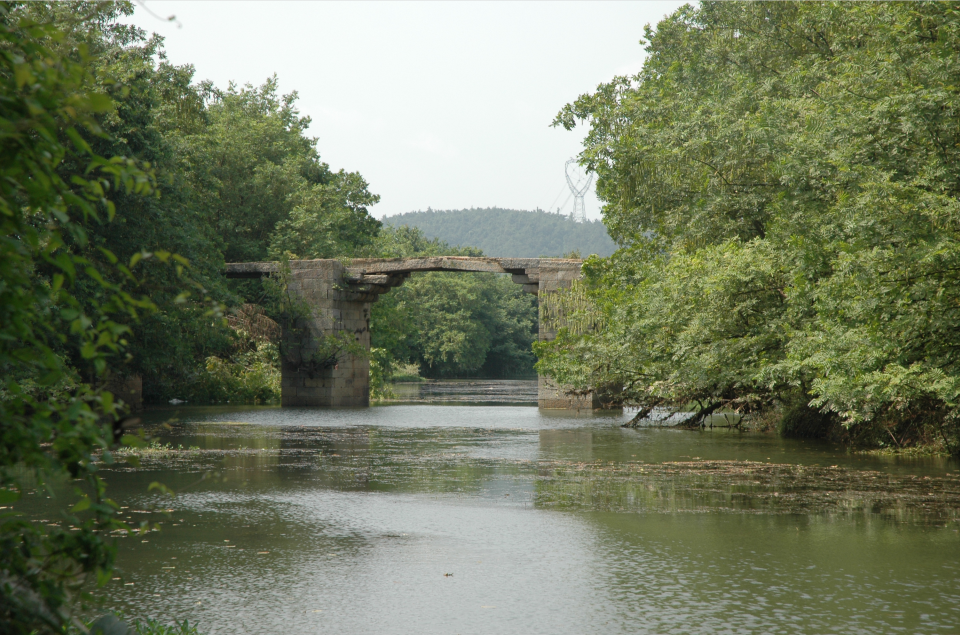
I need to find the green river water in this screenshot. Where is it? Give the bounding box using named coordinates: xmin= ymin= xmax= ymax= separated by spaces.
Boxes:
xmin=62 ymin=381 xmax=960 ymax=633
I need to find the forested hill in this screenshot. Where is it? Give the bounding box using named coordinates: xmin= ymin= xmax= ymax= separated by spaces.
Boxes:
xmin=382 ymin=208 xmax=617 ymax=257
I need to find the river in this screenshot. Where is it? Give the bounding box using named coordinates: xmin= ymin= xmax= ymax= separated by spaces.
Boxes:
xmin=90 ymin=380 xmax=960 ymax=634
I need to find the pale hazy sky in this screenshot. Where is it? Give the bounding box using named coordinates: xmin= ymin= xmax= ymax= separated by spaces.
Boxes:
xmin=126 ymin=1 xmax=686 ymax=220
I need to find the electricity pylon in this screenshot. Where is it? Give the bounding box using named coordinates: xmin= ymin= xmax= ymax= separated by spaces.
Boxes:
xmin=565 ymin=158 xmax=594 ymax=222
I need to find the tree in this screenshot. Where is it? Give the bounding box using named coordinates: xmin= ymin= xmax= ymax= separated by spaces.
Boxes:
xmin=20 ymin=3 xmax=386 ymax=405
xmin=268 ymin=169 xmax=381 ymax=260
xmin=542 ymin=1 xmax=960 ymax=448
xmin=0 ymin=2 xmax=201 ymax=630
xmin=46 ymin=4 xmax=234 ymax=404
xmin=183 ymin=77 xmax=381 ymax=264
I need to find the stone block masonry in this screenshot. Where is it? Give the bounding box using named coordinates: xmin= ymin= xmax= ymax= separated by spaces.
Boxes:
xmin=224 ymin=257 xmax=598 ymax=410
xmin=271 ymin=260 xmax=371 ymax=407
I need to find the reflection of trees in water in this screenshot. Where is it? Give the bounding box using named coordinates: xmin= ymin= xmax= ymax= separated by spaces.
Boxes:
xmin=534 ymin=460 xmax=960 ymax=524
xmin=119 ymin=418 xmax=960 ymax=525
xmin=538 ymin=430 xmax=597 ymax=464
xmin=132 ymin=425 xmax=531 ymax=496
xmin=304 ymin=427 xmax=530 ymax=495
xmin=399 ymin=379 xmax=539 ymax=404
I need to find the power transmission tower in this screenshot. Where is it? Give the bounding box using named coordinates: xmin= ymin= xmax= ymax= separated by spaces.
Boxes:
xmin=565 ymin=158 xmax=594 ymax=222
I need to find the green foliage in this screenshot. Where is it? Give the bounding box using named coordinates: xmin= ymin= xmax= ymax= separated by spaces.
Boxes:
xmin=9 ymin=4 xmax=386 ymax=405
xmin=383 ymin=207 xmax=616 ymax=257
xmin=369 ymin=348 xmax=396 ymax=400
xmin=86 ymin=614 xmax=202 ymax=635
xmin=23 ymin=3 xmax=238 ymax=404
xmin=145 ymin=75 xmax=378 ymax=400
xmin=0 ymin=2 xmax=217 ymax=631
xmin=268 ymin=169 xmax=381 ymax=260
xmin=541 ymin=1 xmax=960 ymax=449
xmin=371 ymin=227 xmax=539 ymax=379
xmin=402 ymin=272 xmax=535 ymax=378
xmin=191 ymin=339 xmax=280 ymax=405
xmin=179 ymin=76 xmax=381 ymax=264
xmin=389 ymin=362 xmax=423 ymax=383
xmin=132 ymin=617 xmax=201 ymax=635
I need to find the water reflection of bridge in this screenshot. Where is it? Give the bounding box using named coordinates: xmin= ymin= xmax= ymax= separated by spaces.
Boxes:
xmin=225 ymin=257 xmax=594 ymax=410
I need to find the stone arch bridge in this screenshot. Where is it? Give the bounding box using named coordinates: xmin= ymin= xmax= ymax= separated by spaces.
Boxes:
xmin=225 ymin=257 xmax=596 ymax=410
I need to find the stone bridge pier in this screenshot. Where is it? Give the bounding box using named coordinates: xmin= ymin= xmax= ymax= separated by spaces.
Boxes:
xmin=225 ymin=257 xmax=596 ymax=409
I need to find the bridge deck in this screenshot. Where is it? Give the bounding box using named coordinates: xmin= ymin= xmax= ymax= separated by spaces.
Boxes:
xmin=224 ymin=257 xmax=581 ymax=280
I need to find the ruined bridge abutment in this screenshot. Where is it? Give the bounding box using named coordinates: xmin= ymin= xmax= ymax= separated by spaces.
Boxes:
xmin=225 ymin=257 xmax=596 ymax=410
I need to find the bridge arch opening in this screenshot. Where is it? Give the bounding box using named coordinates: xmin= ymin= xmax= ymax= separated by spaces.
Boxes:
xmin=225 ymin=257 xmax=595 ymax=409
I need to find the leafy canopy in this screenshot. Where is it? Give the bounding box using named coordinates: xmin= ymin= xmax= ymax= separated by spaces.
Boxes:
xmin=0 ymin=2 xmax=215 ymax=631
xmin=540 ymin=1 xmax=960 ymax=447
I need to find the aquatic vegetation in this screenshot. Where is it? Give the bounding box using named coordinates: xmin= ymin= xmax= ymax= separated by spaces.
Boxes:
xmin=87 ymin=614 xmax=202 ymax=635
xmin=535 ymin=460 xmax=960 ymax=525
xmin=114 ymin=441 xmax=203 ymax=459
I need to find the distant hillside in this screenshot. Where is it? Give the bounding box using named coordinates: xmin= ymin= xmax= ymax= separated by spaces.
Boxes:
xmin=382 ymin=208 xmax=617 ymax=258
